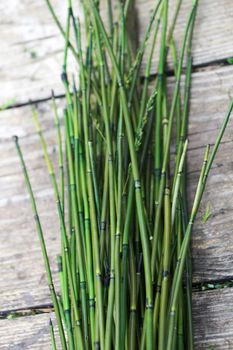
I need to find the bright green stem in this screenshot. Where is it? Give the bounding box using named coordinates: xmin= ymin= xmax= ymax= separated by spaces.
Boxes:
xmin=65 ymin=113 xmax=89 ymax=348
xmin=49 ymin=319 xmax=58 ymax=350
xmin=14 ymin=136 xmax=67 ymax=350
xmin=158 ymin=180 xmax=171 ymax=350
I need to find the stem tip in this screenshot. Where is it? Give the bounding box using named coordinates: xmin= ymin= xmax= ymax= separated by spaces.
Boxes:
xmin=12 ymin=135 xmax=18 ymax=143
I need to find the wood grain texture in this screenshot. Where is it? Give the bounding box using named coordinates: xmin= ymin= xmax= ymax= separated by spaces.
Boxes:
xmin=0 ymin=100 xmax=64 ymax=311
xmin=187 ymin=64 xmax=233 ymax=283
xmin=1 ymin=0 xmax=233 ymax=105
xmin=0 ymin=312 xmax=61 ymax=350
xmin=0 ymin=0 xmax=76 ymax=106
xmin=1 ymin=289 xmax=233 ymax=349
xmin=134 ymin=0 xmax=233 ymax=73
xmin=193 ymin=288 xmax=233 ymax=349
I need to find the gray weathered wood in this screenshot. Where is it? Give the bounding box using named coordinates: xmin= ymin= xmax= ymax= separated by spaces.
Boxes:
xmin=1 ymin=289 xmax=233 ymax=349
xmin=0 ymin=0 xmax=233 ymax=106
xmin=134 ymin=0 xmax=233 ymax=73
xmin=193 ymin=288 xmax=233 ymax=349
xmin=0 ymin=0 xmax=75 ymax=106
xmin=0 ymin=312 xmax=61 ymax=350
xmin=0 ymin=100 xmax=63 ymax=311
xmin=187 ymin=64 xmax=233 ymax=283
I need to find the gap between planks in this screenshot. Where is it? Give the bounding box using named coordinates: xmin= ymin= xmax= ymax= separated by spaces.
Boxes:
xmin=1 ymin=58 xmax=232 ymax=113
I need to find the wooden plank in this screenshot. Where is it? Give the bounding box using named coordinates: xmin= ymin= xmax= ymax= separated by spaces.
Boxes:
xmin=0 ymin=100 xmax=63 ymax=311
xmin=134 ymin=0 xmax=233 ymax=73
xmin=193 ymin=288 xmax=233 ymax=349
xmin=186 ymin=64 xmax=233 ymax=283
xmin=0 ymin=312 xmax=61 ymax=350
xmin=0 ymin=288 xmax=233 ymax=349
xmin=0 ymin=0 xmax=75 ymax=106
xmin=0 ymin=65 xmax=232 ymax=312
xmin=1 ymin=0 xmax=233 ymax=105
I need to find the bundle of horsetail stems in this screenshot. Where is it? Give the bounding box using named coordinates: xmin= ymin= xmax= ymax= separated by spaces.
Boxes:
xmin=13 ymin=0 xmax=233 ymax=349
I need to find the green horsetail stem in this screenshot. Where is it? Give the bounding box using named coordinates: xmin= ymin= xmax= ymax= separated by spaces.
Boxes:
xmin=73 ymin=12 xmax=105 ymax=349
xmin=13 ymin=136 xmax=67 ymax=350
xmin=49 ymin=319 xmax=58 ymax=350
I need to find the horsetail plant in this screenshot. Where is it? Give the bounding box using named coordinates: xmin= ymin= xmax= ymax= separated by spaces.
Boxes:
xmin=14 ymin=0 xmax=233 ymax=349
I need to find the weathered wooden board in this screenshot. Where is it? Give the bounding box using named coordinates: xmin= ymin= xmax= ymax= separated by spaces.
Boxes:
xmin=0 ymin=288 xmax=232 ymax=349
xmin=193 ymin=288 xmax=233 ymax=349
xmin=0 ymin=100 xmax=64 ymax=311
xmin=0 ymin=312 xmax=61 ymax=350
xmin=187 ymin=64 xmax=233 ymax=283
xmin=0 ymin=64 xmax=232 ymax=313
xmin=135 ymin=0 xmax=233 ymax=73
xmin=0 ymin=0 xmax=76 ymax=107
xmin=1 ymin=0 xmax=233 ymax=106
